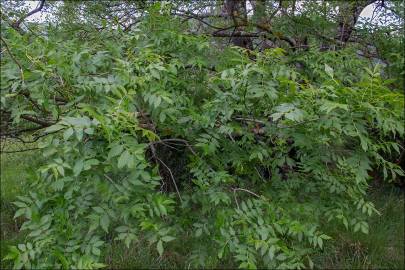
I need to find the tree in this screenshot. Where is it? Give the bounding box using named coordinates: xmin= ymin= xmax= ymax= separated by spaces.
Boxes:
xmin=1 ymin=1 xmax=404 ymax=269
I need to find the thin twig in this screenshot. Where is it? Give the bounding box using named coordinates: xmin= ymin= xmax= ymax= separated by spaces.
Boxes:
xmin=9 ymin=132 xmax=51 ymax=144
xmin=149 ymin=143 xmax=182 ymax=202
xmin=104 ymin=174 xmax=125 ymax=193
xmin=0 ymin=36 xmax=24 ymax=82
xmin=233 ymin=188 xmax=261 ymax=198
xmin=234 ymin=117 xmax=266 ymax=125
xmin=153 ymin=154 xmax=182 ymax=202
xmin=148 ymin=139 xmax=197 ymax=156
xmin=20 ymin=114 xmax=55 ymax=127
xmin=254 ymin=166 xmax=264 ymax=181
xmin=227 ymin=26 xmax=237 ymax=46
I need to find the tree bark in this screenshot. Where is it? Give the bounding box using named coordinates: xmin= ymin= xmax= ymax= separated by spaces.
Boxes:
xmin=223 ymin=0 xmax=253 ymax=49
xmin=336 ymin=0 xmax=377 ymax=44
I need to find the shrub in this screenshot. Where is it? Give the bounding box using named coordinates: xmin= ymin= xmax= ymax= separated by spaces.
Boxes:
xmin=2 ymin=13 xmax=404 ymax=269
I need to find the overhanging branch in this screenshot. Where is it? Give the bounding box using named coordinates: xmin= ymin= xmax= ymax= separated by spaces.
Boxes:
xmin=12 ymin=0 xmax=45 ymax=30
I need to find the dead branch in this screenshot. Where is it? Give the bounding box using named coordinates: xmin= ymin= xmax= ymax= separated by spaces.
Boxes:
xmin=149 ymin=143 xmax=182 ymax=202
xmin=233 ymin=187 xmax=261 ymax=198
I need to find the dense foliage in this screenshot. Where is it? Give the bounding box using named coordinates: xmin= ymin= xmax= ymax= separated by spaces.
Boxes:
xmin=1 ymin=1 xmax=404 ymax=269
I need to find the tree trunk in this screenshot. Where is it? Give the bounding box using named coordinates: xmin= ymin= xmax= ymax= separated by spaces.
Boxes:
xmin=223 ymin=0 xmax=253 ymax=49
xmin=336 ymin=0 xmax=377 ymax=44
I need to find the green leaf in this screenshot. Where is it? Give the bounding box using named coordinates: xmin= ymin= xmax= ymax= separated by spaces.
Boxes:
xmin=268 ymin=245 xmax=275 ymax=260
xmin=317 ymin=237 xmax=323 ymax=249
xmin=324 ymin=64 xmax=334 ymax=77
xmin=84 ymin=128 xmax=94 ymax=135
xmin=108 ymin=144 xmax=124 ymax=159
xmin=354 ymin=222 xmax=361 ymax=233
xmin=52 ymin=179 xmax=64 ymax=191
xmin=14 ymin=208 xmax=25 ymax=219
xmin=360 ymin=223 xmax=369 ymax=234
xmin=161 ymin=236 xmax=175 ymax=242
xmin=45 ymin=124 xmax=64 ymax=133
xmin=18 ymin=244 xmax=26 ymax=252
xmin=92 ymin=247 xmax=101 ymax=256
xmin=2 ymin=246 xmax=19 ymax=261
xmin=100 ymin=214 xmax=110 ymax=233
xmin=76 ymin=128 xmax=84 ymax=141
xmin=195 ymin=228 xmax=203 ymax=237
xmin=12 ymin=201 xmax=27 ymax=208
xmin=308 ymin=256 xmax=314 ymax=269
xmin=320 ymin=101 xmax=349 ymax=114
xmin=73 ymin=159 xmax=84 ymax=176
xmin=93 ymin=263 xmax=107 ymax=269
xmin=118 ymin=150 xmax=131 ymax=169
xmin=93 ymin=207 xmax=104 ymax=214
xmin=115 ymin=226 xmax=128 ymax=233
xmin=157 ymin=240 xmax=164 ymax=256
xmin=159 ymin=112 xmax=166 ymax=123
xmin=342 ymin=217 xmax=349 ymax=230
xmin=63 ymin=128 xmax=74 ymax=140
xmin=276 ymin=253 xmax=287 ymax=261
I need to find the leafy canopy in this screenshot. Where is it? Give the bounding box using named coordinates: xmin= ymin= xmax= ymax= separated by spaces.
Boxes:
xmin=1 ymin=3 xmax=404 ymax=269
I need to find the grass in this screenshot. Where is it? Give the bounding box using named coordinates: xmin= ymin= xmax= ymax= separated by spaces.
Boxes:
xmin=0 ymin=140 xmax=41 ymax=270
xmin=313 ymin=185 xmax=405 ymax=269
xmin=1 ymin=140 xmax=404 ymax=269
xmin=104 ymin=238 xmax=183 ymax=269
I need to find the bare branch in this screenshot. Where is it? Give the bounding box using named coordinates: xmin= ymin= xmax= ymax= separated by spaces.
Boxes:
xmin=149 ymin=143 xmax=182 ymax=202
xmin=233 ymin=187 xmax=261 ymax=198
xmin=20 ymin=114 xmax=55 ymax=127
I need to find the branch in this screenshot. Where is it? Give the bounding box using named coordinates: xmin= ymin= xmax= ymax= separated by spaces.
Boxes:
xmin=232 ymin=187 xmax=261 ymax=198
xmin=149 ymin=143 xmax=182 ymax=202
xmin=155 ymin=155 xmax=182 ymax=202
xmin=254 ymin=23 xmax=297 ymax=48
xmin=212 ymin=32 xmax=263 ymax=38
xmin=173 ymin=12 xmax=224 ymax=30
xmin=212 ymin=25 xmax=238 ymax=35
xmin=234 ymin=117 xmax=266 ymax=125
xmin=12 ymin=0 xmax=45 ymax=30
xmin=1 ymin=147 xmax=39 ymax=154
xmin=8 ymin=132 xmax=51 ymax=143
xmin=20 ymin=114 xmax=55 ymax=127
xmin=0 ymin=36 xmax=24 ymax=81
xmin=148 ymin=139 xmax=197 ymax=156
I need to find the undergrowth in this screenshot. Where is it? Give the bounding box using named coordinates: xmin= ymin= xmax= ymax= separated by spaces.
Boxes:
xmin=1 ymin=142 xmax=403 ymax=269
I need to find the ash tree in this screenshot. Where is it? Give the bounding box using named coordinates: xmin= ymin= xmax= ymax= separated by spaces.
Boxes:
xmin=1 ymin=0 xmax=404 ymax=269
